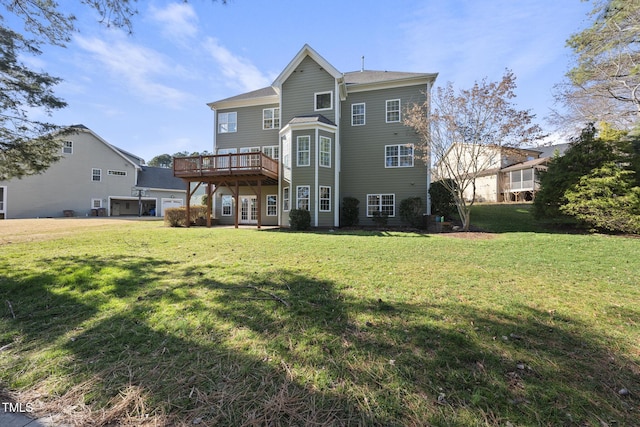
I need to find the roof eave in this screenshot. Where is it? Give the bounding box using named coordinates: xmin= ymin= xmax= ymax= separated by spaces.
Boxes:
xmin=207 ymin=93 xmax=279 ymax=110
xmin=346 ymin=73 xmax=438 ymax=94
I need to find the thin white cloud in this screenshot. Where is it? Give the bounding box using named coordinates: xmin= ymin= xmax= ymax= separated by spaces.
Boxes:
xmin=203 ymin=38 xmax=272 ymax=92
xmin=149 ymin=3 xmax=198 ymax=41
xmin=74 ymin=32 xmax=192 ymax=107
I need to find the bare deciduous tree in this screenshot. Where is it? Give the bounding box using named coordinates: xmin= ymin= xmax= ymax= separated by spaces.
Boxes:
xmin=405 ymin=71 xmax=543 ymax=231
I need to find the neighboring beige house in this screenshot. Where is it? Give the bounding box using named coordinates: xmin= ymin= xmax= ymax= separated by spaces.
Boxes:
xmin=435 ymin=143 xmax=566 ymax=203
xmin=174 ymin=44 xmax=438 ymax=228
xmin=0 ymin=125 xmax=186 ymax=219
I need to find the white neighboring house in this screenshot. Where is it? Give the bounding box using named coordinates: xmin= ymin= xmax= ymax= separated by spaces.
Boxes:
xmin=435 ymin=143 xmax=567 ymax=203
xmin=0 ymin=125 xmax=186 ymax=219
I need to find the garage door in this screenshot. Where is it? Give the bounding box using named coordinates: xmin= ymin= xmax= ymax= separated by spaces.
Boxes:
xmin=160 ymin=198 xmax=184 ymax=216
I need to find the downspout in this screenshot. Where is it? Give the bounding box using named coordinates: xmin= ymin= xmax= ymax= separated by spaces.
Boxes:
xmin=314 ymin=127 xmax=319 ymax=227
xmin=334 ymin=78 xmax=341 ymax=227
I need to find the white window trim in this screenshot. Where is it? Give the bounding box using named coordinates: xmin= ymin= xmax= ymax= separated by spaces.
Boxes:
xmin=218 ymin=112 xmax=237 ymax=133
xmin=91 ymin=168 xmax=102 ymax=182
xmin=319 ymin=136 xmax=331 ymax=168
xmin=386 ymin=99 xmax=401 ymax=123
xmin=314 ymin=91 xmax=333 ymax=111
xmin=262 ymin=145 xmax=279 ymax=160
xmin=319 ymin=186 xmax=331 ymax=212
xmin=62 ymin=141 xmax=73 ymax=154
xmin=221 ymin=195 xmax=233 ymax=216
xmin=385 ymin=144 xmax=414 ymax=168
xmin=366 ymin=193 xmax=396 ymax=217
xmin=107 ymin=170 xmax=127 ymax=176
xmin=297 ymin=136 xmax=310 ymax=167
xmin=262 ymin=107 xmax=280 ymax=130
xmin=351 ymin=103 xmax=366 ymax=126
xmin=266 ymin=194 xmax=278 ymax=216
xmin=296 ymin=185 xmax=310 ymax=210
xmin=91 ymin=198 xmax=102 ymax=208
xmin=283 ymin=187 xmax=290 ymax=212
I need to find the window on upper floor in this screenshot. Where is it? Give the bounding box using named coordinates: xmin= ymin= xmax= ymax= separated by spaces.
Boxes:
xmin=367 ymin=194 xmax=395 ymax=217
xmin=262 ymin=145 xmax=279 ymax=160
xmin=385 ymin=144 xmax=414 ymax=168
xmin=92 ymin=168 xmax=102 ymax=182
xmin=319 ymin=136 xmax=331 ymax=168
xmin=107 ymin=170 xmax=127 ymax=176
xmin=263 ymin=108 xmax=280 ymax=130
xmin=386 ymin=99 xmax=401 ymax=123
xmin=297 ymin=185 xmax=310 ymax=210
xmin=267 ymin=194 xmax=277 ymax=216
xmin=315 ymin=91 xmax=333 ymax=111
xmin=297 ymin=136 xmax=310 ymax=167
xmin=218 ymin=112 xmax=237 ymax=133
xmin=282 ymin=136 xmax=291 ymax=169
xmin=351 ymin=103 xmax=365 ymax=126
xmin=62 ymin=141 xmax=73 ymax=154
xmin=319 ymin=186 xmax=331 ymax=212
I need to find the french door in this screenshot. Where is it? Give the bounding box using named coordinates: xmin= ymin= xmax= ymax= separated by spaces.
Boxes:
xmin=240 ymin=196 xmax=258 ymax=224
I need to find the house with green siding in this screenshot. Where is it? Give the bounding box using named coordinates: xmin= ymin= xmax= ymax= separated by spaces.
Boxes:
xmin=174 ymin=44 xmax=437 ymax=228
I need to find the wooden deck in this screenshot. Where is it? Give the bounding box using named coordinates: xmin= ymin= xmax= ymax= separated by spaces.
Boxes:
xmin=172 ymin=153 xmax=279 ymax=229
xmin=173 ymin=153 xmax=278 ymax=184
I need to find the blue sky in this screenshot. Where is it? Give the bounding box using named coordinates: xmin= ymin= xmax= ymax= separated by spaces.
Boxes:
xmin=24 ymin=0 xmax=593 ymax=162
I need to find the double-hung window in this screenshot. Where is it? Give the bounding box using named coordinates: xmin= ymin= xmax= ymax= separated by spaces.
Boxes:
xmin=367 ymin=194 xmax=395 ymax=217
xmin=218 ymin=112 xmax=237 ymax=133
xmin=263 ymin=108 xmax=280 ymax=129
xmin=319 ymin=136 xmax=331 ymax=168
xmin=262 ymin=145 xmax=279 ymax=160
xmin=386 ymin=99 xmax=400 ymax=123
xmin=319 ymin=186 xmax=331 ymax=212
xmin=267 ymin=195 xmax=277 ymax=216
xmin=385 ymin=144 xmax=414 ymax=167
xmin=283 ymin=187 xmax=290 ymax=211
xmin=91 ymin=168 xmax=102 ymax=182
xmin=351 ymin=103 xmax=365 ymax=126
xmin=297 ymin=136 xmax=310 ymax=167
xmin=297 ymin=185 xmax=310 ymax=210
xmin=221 ymin=195 xmax=233 ymax=216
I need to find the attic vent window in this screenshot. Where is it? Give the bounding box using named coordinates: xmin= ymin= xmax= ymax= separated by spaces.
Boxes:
xmin=315 ymin=91 xmax=332 ymax=111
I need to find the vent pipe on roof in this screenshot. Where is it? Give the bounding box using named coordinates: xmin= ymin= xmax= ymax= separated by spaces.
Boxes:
xmin=361 ymin=56 xmax=364 ymax=72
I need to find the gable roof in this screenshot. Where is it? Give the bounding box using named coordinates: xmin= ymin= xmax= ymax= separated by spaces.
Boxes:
xmin=206 ymin=45 xmax=438 ymax=109
xmin=68 ymin=125 xmax=142 ymax=170
xmin=272 ymin=44 xmax=343 ymax=90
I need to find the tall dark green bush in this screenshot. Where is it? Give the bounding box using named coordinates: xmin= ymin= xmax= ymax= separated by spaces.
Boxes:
xmin=534 ymin=123 xmax=640 ymax=233
xmin=289 ymin=209 xmax=311 ymax=230
xmin=341 ymin=196 xmax=360 ymax=226
xmin=429 ymin=180 xmax=456 ymax=218
xmin=399 ymin=197 xmax=424 ymax=228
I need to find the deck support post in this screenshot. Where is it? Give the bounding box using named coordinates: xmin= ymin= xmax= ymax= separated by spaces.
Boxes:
xmin=234 ymin=180 xmax=240 ymax=228
xmin=185 ymin=181 xmax=191 ymax=228
xmin=257 ymin=179 xmax=262 ymax=229
xmin=206 ymin=182 xmax=212 ymax=227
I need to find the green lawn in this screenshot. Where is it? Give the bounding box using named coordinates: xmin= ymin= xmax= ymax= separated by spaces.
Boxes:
xmin=1 ymin=218 xmax=638 ymax=426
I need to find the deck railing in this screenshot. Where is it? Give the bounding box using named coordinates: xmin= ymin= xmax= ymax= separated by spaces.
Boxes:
xmin=173 ymin=153 xmax=279 ymax=179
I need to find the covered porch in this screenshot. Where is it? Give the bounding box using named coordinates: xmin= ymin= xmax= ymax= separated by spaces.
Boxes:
xmin=173 ymin=152 xmax=279 ymax=228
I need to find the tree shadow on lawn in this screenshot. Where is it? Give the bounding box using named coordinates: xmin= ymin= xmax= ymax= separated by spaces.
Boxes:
xmin=1 ymin=256 xmax=638 ymax=426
